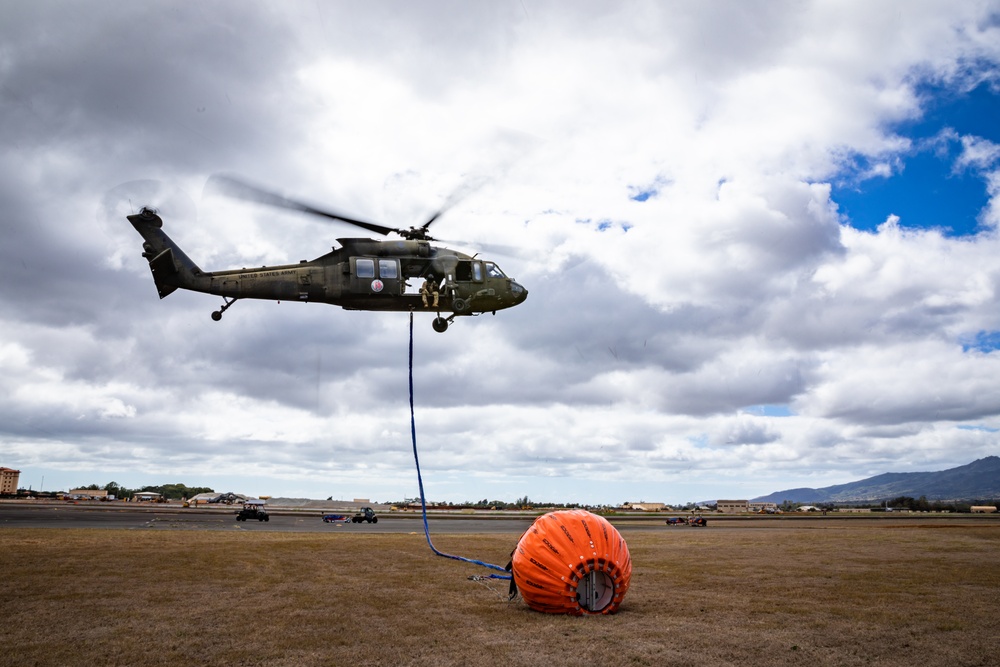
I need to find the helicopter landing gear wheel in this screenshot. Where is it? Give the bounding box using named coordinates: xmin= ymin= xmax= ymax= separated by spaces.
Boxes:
xmin=211 ymin=297 xmax=239 ymax=322
xmin=432 ymin=317 xmax=449 ymax=333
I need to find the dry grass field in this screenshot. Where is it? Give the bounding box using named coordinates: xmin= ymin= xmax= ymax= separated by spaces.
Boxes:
xmin=2 ymin=518 xmax=999 ymax=667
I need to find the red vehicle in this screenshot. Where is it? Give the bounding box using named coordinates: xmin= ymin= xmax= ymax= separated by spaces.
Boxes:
xmin=665 ymin=516 xmax=708 ymax=527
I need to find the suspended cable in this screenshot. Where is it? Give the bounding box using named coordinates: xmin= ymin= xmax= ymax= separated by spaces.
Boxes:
xmin=408 ymin=311 xmax=511 ymax=579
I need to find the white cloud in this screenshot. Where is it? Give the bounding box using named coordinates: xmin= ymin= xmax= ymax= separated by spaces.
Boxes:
xmin=957 ymin=135 xmax=1000 ymax=172
xmin=1 ymin=1 xmax=999 ymax=503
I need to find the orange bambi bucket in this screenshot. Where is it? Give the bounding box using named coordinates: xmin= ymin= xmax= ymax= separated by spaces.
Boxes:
xmin=511 ymin=509 xmax=632 ymax=615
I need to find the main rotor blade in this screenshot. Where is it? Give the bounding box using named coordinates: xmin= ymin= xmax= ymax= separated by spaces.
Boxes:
xmin=206 ymin=174 xmax=398 ymax=237
xmin=434 ymin=237 xmax=526 ymax=258
xmin=416 ymin=175 xmax=488 ymax=232
xmin=404 ymin=172 xmax=505 ymax=242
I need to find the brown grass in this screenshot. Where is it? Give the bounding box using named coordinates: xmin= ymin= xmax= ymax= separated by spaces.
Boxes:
xmin=2 ymin=521 xmax=999 ymax=666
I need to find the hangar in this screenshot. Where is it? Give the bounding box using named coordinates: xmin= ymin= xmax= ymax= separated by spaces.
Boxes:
xmin=68 ymin=488 xmax=109 ymax=500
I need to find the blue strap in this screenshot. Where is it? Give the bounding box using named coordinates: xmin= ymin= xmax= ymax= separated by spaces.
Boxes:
xmin=409 ymin=312 xmax=511 ymax=578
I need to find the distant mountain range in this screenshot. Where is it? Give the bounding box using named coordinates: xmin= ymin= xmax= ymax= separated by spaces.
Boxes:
xmin=752 ymin=456 xmax=1000 ymax=504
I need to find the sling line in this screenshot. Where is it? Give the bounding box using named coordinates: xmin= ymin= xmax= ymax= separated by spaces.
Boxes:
xmin=408 ymin=311 xmax=511 ymax=579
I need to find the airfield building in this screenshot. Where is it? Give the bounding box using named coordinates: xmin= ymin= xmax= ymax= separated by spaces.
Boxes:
xmin=717 ymin=500 xmax=779 ymax=513
xmin=68 ymin=488 xmax=109 ymax=500
xmin=622 ymin=502 xmax=667 ymax=511
xmin=0 ymin=467 xmax=20 ymax=495
xmin=716 ymin=500 xmax=750 ymax=513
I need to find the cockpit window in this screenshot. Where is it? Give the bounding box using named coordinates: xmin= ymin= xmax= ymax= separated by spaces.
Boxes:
xmin=485 ymin=262 xmax=506 ymax=278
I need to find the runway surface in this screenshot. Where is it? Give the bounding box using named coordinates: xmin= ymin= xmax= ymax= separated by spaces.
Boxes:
xmin=2 ymin=502 xmax=994 ymax=533
xmin=0 ymin=503 xmax=542 ymax=533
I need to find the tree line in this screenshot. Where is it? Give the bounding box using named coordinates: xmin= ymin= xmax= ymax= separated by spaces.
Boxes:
xmin=778 ymin=496 xmax=1000 ymax=513
xmin=391 ymin=496 xmax=601 ymax=510
xmin=882 ymin=495 xmax=999 ymax=513
xmin=73 ymin=482 xmax=215 ymax=500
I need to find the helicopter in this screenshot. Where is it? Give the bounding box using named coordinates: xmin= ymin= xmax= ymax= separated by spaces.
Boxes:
xmin=126 ymin=176 xmax=528 ymax=332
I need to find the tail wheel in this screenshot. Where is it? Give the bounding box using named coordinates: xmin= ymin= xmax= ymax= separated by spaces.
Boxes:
xmin=211 ymin=297 xmax=238 ymax=322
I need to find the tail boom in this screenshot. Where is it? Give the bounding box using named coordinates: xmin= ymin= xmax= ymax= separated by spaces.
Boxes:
xmin=127 ymin=208 xmax=208 ymax=298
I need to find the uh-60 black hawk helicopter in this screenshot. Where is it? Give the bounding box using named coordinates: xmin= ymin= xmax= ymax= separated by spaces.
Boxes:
xmin=126 ymin=176 xmax=527 ymax=332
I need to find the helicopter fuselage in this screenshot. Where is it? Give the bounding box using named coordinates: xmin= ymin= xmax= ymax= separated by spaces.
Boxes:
xmin=127 ymin=208 xmax=527 ymax=330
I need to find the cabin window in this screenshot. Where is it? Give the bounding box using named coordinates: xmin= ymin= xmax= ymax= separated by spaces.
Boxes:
xmin=455 ymin=260 xmax=484 ymax=282
xmin=378 ymin=259 xmax=398 ymax=279
xmin=355 ymin=258 xmax=375 ymax=278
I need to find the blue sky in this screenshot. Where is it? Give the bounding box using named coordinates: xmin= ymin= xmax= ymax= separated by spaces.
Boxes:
xmin=834 ymin=82 xmax=999 ymax=236
xmin=837 ymin=80 xmax=1000 ymax=359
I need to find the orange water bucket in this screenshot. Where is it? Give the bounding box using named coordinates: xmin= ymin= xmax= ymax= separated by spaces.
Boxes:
xmin=511 ymin=509 xmax=632 ymax=614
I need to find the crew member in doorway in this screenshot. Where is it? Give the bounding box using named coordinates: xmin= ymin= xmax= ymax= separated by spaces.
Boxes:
xmin=421 ymin=277 xmax=439 ymax=308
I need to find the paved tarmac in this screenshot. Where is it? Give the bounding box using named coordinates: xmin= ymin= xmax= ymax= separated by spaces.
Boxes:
xmin=3 ymin=502 xmax=994 ymax=533
xmin=0 ymin=503 xmax=542 ymax=533
xmin=0 ymin=502 xmax=690 ymax=534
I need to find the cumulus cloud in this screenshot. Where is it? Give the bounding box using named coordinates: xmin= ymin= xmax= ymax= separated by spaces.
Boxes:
xmin=2 ymin=1 xmax=999 ymax=503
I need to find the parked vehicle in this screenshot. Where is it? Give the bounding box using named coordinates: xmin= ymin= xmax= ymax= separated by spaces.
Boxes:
xmin=665 ymin=516 xmax=707 ymax=527
xmin=236 ymin=500 xmax=269 ymax=522
xmin=352 ymin=507 xmax=378 ymax=524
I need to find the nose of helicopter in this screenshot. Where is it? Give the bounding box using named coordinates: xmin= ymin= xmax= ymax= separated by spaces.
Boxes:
xmin=511 ymin=281 xmax=528 ymax=304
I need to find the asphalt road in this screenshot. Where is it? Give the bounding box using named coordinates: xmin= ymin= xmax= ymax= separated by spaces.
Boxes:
xmin=0 ymin=503 xmax=542 ymax=534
